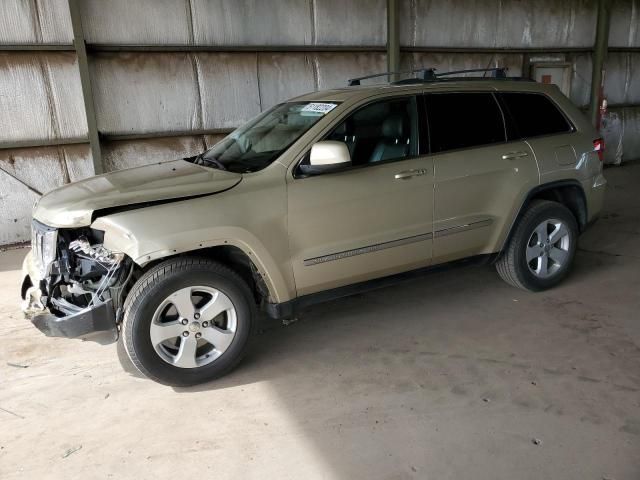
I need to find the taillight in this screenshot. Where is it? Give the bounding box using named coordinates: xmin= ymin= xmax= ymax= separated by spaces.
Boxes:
xmin=593 ymin=138 xmax=604 ymax=162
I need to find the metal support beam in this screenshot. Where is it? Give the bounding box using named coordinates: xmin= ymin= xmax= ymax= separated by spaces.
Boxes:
xmin=0 ymin=137 xmax=88 ymax=151
xmin=403 ymin=46 xmax=594 ymax=54
xmin=102 ymin=128 xmax=233 ymax=142
xmin=0 ymin=44 xmax=74 ymax=51
xmin=0 ymin=166 xmax=43 ymax=196
xmin=68 ymin=0 xmax=103 ymax=174
xmin=86 ymin=44 xmax=387 ymax=53
xmin=73 ymin=44 xmax=640 ymax=55
xmin=386 ymin=0 xmax=400 ymax=82
xmin=590 ymin=0 xmax=612 ymax=128
xmin=4 ymin=43 xmax=635 ymax=55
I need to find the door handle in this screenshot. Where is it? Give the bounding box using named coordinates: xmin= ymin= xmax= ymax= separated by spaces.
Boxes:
xmin=394 ymin=168 xmax=428 ymax=180
xmin=502 ymin=151 xmax=529 ymax=160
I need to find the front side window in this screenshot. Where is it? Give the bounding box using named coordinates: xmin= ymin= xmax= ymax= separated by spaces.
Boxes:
xmin=193 ymin=102 xmax=338 ymax=173
xmin=323 ymin=96 xmax=419 ymax=167
xmin=499 ymin=92 xmax=573 ymax=139
xmin=425 ymin=92 xmax=506 ymax=153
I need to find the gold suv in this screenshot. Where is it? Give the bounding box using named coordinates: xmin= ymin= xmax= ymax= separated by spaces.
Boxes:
xmin=22 ymin=68 xmax=607 ymax=385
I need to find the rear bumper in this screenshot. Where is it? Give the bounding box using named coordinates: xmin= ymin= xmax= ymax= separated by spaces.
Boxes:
xmin=587 ymin=174 xmax=607 ymax=225
xmin=30 ymin=299 xmax=118 ymax=345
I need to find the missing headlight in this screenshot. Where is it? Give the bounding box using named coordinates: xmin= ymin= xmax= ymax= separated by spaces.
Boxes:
xmin=69 ymin=236 xmax=123 ymax=266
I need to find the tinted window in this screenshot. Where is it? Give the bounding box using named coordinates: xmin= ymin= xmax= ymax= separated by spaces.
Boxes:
xmin=425 ymin=93 xmax=505 ymax=153
xmin=324 ymin=96 xmax=418 ymax=166
xmin=499 ymin=92 xmax=572 ymax=139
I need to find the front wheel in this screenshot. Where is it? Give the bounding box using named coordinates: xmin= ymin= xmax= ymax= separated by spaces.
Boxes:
xmin=122 ymin=258 xmax=254 ymax=386
xmin=496 ymin=200 xmax=578 ymax=291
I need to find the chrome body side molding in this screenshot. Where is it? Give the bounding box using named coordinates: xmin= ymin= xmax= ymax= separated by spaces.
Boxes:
xmin=303 ymin=232 xmax=433 ymax=266
xmin=433 ymin=219 xmax=493 ymax=238
xmin=303 ymin=218 xmax=493 ymax=266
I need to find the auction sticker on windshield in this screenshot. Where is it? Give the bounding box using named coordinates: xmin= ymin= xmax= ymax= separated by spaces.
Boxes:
xmin=301 ymin=103 xmax=338 ymax=115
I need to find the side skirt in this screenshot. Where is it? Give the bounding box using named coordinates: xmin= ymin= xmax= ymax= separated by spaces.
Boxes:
xmin=263 ymin=253 xmax=499 ymax=320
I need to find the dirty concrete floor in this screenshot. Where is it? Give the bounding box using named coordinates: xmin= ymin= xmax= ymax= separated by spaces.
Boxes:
xmin=1 ymin=164 xmax=639 ymax=480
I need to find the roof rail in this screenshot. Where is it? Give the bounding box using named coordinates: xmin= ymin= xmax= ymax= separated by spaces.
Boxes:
xmin=436 ymin=67 xmax=507 ymax=78
xmin=348 ymin=68 xmax=436 ymax=86
xmin=347 ymin=67 xmax=509 ymax=86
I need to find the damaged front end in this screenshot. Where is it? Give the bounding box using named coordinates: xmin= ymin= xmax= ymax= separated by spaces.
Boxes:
xmin=22 ymin=219 xmax=133 ymax=344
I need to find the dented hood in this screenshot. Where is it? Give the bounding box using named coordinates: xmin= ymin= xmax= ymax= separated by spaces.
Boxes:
xmin=33 ymin=159 xmax=242 ymax=228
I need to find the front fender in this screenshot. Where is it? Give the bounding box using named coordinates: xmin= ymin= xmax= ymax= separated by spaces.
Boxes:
xmin=92 ymin=214 xmax=293 ymax=304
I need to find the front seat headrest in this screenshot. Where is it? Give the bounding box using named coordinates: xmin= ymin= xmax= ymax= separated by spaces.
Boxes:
xmin=333 ymin=122 xmax=347 ymax=137
xmin=382 ymin=114 xmax=405 ymax=139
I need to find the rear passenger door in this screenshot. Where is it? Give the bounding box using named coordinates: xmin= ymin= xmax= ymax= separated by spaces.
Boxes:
xmin=426 ymin=92 xmax=538 ymax=264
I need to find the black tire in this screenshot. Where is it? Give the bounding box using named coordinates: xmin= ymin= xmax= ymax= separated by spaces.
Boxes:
xmin=116 ymin=335 xmax=144 ymax=378
xmin=122 ymin=257 xmax=254 ymax=386
xmin=496 ymin=200 xmax=578 ymax=291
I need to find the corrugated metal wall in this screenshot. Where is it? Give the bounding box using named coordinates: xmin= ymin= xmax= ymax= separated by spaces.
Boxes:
xmin=1 ymin=0 xmax=639 ymax=245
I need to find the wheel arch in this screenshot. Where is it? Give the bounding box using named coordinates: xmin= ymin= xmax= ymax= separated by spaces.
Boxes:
xmin=499 ymin=180 xmax=588 ymax=254
xmin=138 ymin=245 xmax=271 ymax=306
xmin=135 ymin=239 xmax=290 ymax=305
xmin=94 ymin=215 xmax=293 ymax=304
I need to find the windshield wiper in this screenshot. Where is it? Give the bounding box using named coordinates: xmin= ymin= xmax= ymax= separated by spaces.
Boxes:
xmin=193 ymin=153 xmax=227 ymax=171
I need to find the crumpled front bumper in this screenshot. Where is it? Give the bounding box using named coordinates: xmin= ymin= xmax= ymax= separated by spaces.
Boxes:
xmin=21 ymin=250 xmax=118 ymax=345
xmin=30 ymin=299 xmax=118 ymax=345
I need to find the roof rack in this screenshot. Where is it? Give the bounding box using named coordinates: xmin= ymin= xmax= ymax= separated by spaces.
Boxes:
xmin=347 ymin=67 xmax=510 ymax=86
xmin=348 ymin=68 xmax=436 ymax=86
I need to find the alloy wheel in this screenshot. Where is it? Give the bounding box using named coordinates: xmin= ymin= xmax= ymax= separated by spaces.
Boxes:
xmin=525 ymin=218 xmax=571 ymax=279
xmin=149 ymin=286 xmax=237 ymax=368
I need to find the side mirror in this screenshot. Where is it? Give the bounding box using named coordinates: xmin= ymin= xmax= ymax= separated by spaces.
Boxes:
xmin=299 ymin=141 xmax=352 ymax=175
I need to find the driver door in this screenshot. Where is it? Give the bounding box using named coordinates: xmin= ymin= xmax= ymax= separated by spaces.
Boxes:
xmin=286 ymin=96 xmax=434 ymax=296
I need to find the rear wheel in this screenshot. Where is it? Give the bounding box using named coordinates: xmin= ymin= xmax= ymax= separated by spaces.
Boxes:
xmin=496 ymin=200 xmax=578 ymax=291
xmin=122 ymin=257 xmax=254 ymax=386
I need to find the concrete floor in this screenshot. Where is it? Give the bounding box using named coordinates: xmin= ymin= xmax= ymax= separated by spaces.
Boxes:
xmin=1 ymin=164 xmax=639 ymax=480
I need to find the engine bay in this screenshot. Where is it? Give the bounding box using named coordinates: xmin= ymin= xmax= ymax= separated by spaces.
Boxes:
xmin=27 ymin=224 xmax=133 ymax=321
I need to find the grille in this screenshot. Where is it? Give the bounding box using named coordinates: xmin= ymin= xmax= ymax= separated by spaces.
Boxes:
xmin=31 ymin=220 xmax=58 ymax=280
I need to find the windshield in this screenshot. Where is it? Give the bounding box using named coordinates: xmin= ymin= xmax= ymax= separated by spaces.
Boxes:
xmin=192 ymin=101 xmax=339 ymax=173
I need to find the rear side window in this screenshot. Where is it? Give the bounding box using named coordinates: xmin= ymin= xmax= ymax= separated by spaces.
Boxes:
xmin=499 ymin=92 xmax=573 ymax=139
xmin=425 ymin=93 xmax=506 ymax=153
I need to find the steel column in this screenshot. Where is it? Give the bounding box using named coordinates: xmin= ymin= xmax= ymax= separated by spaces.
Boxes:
xmin=387 ymin=0 xmax=400 ymax=82
xmin=589 ymin=0 xmax=612 ymax=128
xmin=68 ymin=0 xmax=103 ymax=174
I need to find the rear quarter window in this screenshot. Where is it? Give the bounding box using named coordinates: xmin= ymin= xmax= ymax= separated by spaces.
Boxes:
xmin=499 ymin=92 xmax=573 ymax=139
